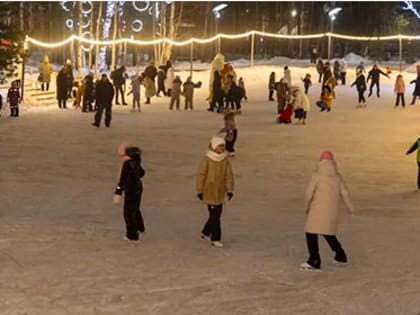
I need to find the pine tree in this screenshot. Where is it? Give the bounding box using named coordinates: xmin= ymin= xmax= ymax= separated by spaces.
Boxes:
xmin=0 ymin=2 xmax=24 ymax=83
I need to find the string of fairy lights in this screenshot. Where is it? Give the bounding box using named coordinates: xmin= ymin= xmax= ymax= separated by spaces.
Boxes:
xmin=26 ymin=30 xmax=420 ymax=49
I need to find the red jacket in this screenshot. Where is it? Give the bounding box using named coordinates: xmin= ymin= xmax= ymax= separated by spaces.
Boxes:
xmin=278 ymin=107 xmax=293 ymax=122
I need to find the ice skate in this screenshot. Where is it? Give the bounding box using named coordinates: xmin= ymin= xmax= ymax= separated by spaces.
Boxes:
xmin=200 ymin=234 xmax=211 ymax=241
xmin=211 ymin=241 xmax=224 ymax=248
xmin=300 ymin=262 xmax=321 ymax=272
xmin=228 ymin=152 xmax=235 ymax=157
xmin=333 ymin=259 xmax=348 ymax=266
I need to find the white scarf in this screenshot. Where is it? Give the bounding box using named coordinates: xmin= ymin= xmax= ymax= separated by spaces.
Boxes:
xmin=206 ymin=150 xmax=228 ymax=162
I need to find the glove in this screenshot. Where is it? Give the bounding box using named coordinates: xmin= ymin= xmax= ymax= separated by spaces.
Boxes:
xmin=197 ymin=193 xmax=203 ymax=201
xmin=113 ymin=194 xmax=122 ymax=204
xmin=227 ymin=192 xmax=233 ymax=200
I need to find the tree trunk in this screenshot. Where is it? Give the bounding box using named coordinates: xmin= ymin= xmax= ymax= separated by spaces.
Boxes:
xmin=94 ymin=2 xmax=103 ymax=78
xmin=88 ymin=2 xmax=95 ymax=73
xmin=77 ymin=1 xmax=83 ymax=77
xmin=19 ymin=2 xmax=24 ymax=32
xmin=111 ymin=4 xmax=118 ymax=70
xmin=200 ymin=2 xmax=210 ymax=61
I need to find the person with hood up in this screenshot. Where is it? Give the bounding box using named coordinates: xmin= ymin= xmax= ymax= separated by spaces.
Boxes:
xmin=56 ymin=66 xmax=69 ymax=109
xmin=406 ymin=133 xmax=420 ymax=190
xmin=276 ymin=78 xmax=288 ymax=114
xmin=283 ymin=65 xmax=292 ymax=86
xmin=209 ymin=71 xmax=224 ymax=113
xmin=410 ymin=71 xmax=420 ymax=105
xmin=196 ymin=136 xmax=234 ymax=248
xmin=268 ymin=72 xmax=276 ymax=101
xmin=38 ymin=55 xmax=52 ymax=91
xmin=92 ymin=73 xmax=115 ymax=128
xmin=316 ymin=59 xmax=324 ymax=83
xmin=169 ymin=75 xmax=182 ymax=110
xmin=300 ymin=151 xmax=355 ymax=271
xmin=293 ymin=87 xmax=310 ymax=125
xmin=144 ymin=60 xmax=157 ymax=104
xmin=113 ymin=145 xmax=146 ymax=241
xmin=182 ymin=76 xmax=202 ymax=110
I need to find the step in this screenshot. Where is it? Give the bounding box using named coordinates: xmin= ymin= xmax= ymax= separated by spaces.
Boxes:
xmin=30 ymin=91 xmax=55 ymax=97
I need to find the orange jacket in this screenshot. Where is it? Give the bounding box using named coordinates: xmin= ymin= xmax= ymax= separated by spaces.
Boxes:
xmin=394 ymin=78 xmax=405 ymax=93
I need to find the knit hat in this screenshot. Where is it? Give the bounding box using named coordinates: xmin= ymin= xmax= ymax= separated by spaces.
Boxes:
xmin=210 ymin=136 xmax=225 ymax=150
xmin=320 ymin=151 xmax=334 ymax=161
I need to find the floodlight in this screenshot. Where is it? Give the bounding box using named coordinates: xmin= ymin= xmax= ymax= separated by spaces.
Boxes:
xmin=213 ymin=4 xmax=228 ymax=19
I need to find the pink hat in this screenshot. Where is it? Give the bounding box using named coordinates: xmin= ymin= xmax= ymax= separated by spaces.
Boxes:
xmin=320 ymin=151 xmax=334 ymax=161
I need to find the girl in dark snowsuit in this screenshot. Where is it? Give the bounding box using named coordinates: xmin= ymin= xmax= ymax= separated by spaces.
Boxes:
xmin=351 ymin=70 xmax=367 ymax=107
xmin=114 ymin=147 xmax=146 ymax=241
xmin=210 ymin=71 xmax=224 ymax=113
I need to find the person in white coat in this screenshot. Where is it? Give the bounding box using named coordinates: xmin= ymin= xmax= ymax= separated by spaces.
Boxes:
xmin=283 ymin=65 xmax=292 ymax=86
xmin=293 ymin=87 xmax=310 ymax=125
xmin=301 ymin=151 xmax=355 ymax=271
xmin=339 ymin=59 xmax=347 ymax=85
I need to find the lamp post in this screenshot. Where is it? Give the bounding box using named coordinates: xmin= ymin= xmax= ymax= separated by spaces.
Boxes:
xmin=21 ymin=39 xmax=29 ymax=101
xmin=327 ymin=7 xmax=341 ymax=60
xmin=212 ymin=3 xmax=228 ymax=53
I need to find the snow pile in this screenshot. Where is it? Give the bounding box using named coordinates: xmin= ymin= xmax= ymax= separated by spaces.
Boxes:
xmin=404 ymin=61 xmax=420 ymax=73
xmin=343 ymin=53 xmax=370 ymax=66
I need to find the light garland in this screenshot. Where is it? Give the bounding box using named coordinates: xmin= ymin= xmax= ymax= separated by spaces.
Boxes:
xmin=26 ymin=30 xmax=420 ymax=49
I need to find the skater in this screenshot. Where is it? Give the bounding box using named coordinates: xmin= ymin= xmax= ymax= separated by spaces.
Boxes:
xmin=56 ymin=66 xmax=68 ymax=109
xmin=110 ymin=65 xmax=128 ymax=105
xmin=356 ymin=61 xmax=366 ymax=74
xmin=196 ymin=136 xmax=234 ymax=248
xmin=339 ymin=59 xmax=347 ymax=85
xmin=0 ymin=94 xmax=2 ymax=117
xmin=322 ymin=62 xmax=332 ymax=87
xmin=316 ymin=84 xmax=333 ymax=112
xmin=82 ymin=72 xmax=94 ymax=112
xmin=351 ymin=69 xmax=367 ymax=107
xmin=394 ymin=74 xmax=406 ymax=108
xmin=144 ymin=60 xmax=157 ymax=104
xmin=406 ymin=134 xmax=420 ymax=190
xmin=169 ymin=75 xmax=182 ymax=110
xmin=302 ymin=73 xmax=312 ymax=94
xmin=293 ymin=87 xmax=310 ymax=125
xmin=7 ymin=80 xmax=20 ymax=117
xmin=316 ymin=59 xmax=324 ymax=83
xmin=220 ymin=110 xmax=238 ymax=156
xmin=72 ymin=80 xmax=84 ymax=110
xmin=277 ymin=95 xmax=294 ymax=124
xmin=38 ymin=55 xmax=52 ymax=91
xmin=276 ymin=78 xmax=289 ymax=114
xmin=238 ymin=77 xmax=247 ymax=102
xmin=310 ymin=46 xmax=318 ymax=64
xmin=283 ymin=65 xmax=292 ymax=86
xmin=226 ymin=76 xmax=245 ymax=114
xmin=300 ymin=151 xmax=355 ymax=271
xmin=128 ymin=73 xmax=144 ymax=112
xmin=92 ymin=74 xmax=114 ymax=128
xmin=367 ymin=64 xmax=390 ymax=98
xmin=64 ymin=59 xmax=74 ymax=99
xmin=113 ymin=146 xmax=146 ymax=241
xmin=209 ymin=71 xmax=224 ymax=113
xmin=182 ymin=76 xmax=201 ymax=110
xmin=156 ymin=68 xmax=166 ymax=97
xmin=410 ymin=72 xmax=420 ymax=105
xmin=333 ymin=60 xmax=340 ymax=83
xmin=164 ymin=60 xmax=174 ymax=97
xmin=268 ymin=72 xmax=276 ymax=101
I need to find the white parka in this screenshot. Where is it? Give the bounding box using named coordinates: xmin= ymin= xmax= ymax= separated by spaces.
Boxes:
xmin=304 ymin=160 xmax=354 ymax=235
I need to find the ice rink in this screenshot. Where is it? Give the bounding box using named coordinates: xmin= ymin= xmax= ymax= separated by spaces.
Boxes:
xmin=1 ymin=64 xmax=420 ymax=314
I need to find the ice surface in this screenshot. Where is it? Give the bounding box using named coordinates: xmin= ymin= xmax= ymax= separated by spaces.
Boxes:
xmin=1 ymin=62 xmax=420 ymax=314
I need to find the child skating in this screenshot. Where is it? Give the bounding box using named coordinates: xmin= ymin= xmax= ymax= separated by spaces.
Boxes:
xmin=113 ymin=144 xmax=146 ymax=241
xmin=182 ymin=76 xmax=201 ymax=110
xmin=7 ymin=80 xmax=21 ymax=117
xmin=351 ymin=69 xmax=367 ymax=107
xmin=220 ymin=110 xmax=238 ymax=156
xmin=301 ymin=73 xmax=312 ymax=94
xmin=238 ymin=77 xmax=247 ymax=102
xmin=128 ymin=73 xmax=144 ymax=112
xmin=394 ymin=74 xmax=406 ymax=108
xmin=406 ymin=134 xmax=420 ymax=190
xmin=196 ymin=136 xmax=234 ymax=248
xmin=301 ymin=151 xmax=355 ymax=271
xmin=169 ymin=76 xmax=182 ymax=110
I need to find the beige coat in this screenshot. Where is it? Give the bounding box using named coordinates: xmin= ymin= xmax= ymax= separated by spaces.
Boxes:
xmin=144 ymin=77 xmax=156 ymax=98
xmin=197 ymin=153 xmax=234 ymax=205
xmin=39 ymin=61 xmax=52 ymax=83
xmin=304 ymin=160 xmax=354 ymax=235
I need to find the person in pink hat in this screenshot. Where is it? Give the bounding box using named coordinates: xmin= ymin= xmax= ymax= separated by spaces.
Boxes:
xmin=300 ymin=151 xmax=355 ymax=271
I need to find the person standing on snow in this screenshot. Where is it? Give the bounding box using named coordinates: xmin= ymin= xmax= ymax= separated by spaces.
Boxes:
xmin=300 ymin=151 xmax=355 ymax=271
xmin=406 ymin=134 xmax=420 ymax=190
xmin=92 ymin=74 xmax=114 ymax=128
xmin=351 ymin=69 xmax=367 ymax=107
xmin=196 ymin=136 xmax=234 ymax=248
xmin=367 ymin=64 xmax=390 ymax=98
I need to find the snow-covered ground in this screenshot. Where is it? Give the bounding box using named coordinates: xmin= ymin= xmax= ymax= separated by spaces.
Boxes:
xmin=1 ymin=62 xmax=420 ymax=315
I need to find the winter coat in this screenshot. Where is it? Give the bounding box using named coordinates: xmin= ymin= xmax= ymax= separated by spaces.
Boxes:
xmin=197 ymin=153 xmax=234 ymax=205
xmin=39 ymin=61 xmax=52 ymax=83
xmin=95 ymin=79 xmax=114 ymax=105
xmin=213 ymin=71 xmax=224 ymax=100
xmin=7 ymin=87 xmax=20 ymax=106
xmin=367 ymin=68 xmax=388 ymax=83
xmin=407 ymin=138 xmax=420 ymax=162
xmin=394 ymin=78 xmax=405 ymax=93
xmin=339 ymin=60 xmax=347 ymax=73
xmin=351 ymin=74 xmax=366 ymax=92
xmin=165 ymin=67 xmax=174 ymax=90
xmin=316 ymin=60 xmax=324 ymax=74
xmin=320 ymin=86 xmax=333 ymax=109
xmin=183 ymin=81 xmax=201 ymax=100
xmin=304 ymin=160 xmax=355 ymax=235
xmin=116 ymin=158 xmax=145 ymax=197
xmin=65 ymin=65 xmax=74 ymax=89
xmin=84 ymin=75 xmax=94 ymax=101
xmin=144 ymin=77 xmax=156 ymax=98
xmin=283 ymin=68 xmax=292 ymax=86
xmin=278 ymin=106 xmax=293 ymax=122
xmin=56 ymin=69 xmax=68 ymax=100
xmin=145 ymin=65 xmax=157 ymax=80
xmin=227 ymin=82 xmax=245 ymax=103
xmin=110 ymin=67 xmax=126 ymax=86
xmin=171 ymin=78 xmax=182 ymax=96
xmin=410 ymin=75 xmax=420 ymax=96
xmin=323 ymin=66 xmax=332 ymax=83
xmin=295 ymin=89 xmax=310 ymax=112
xmin=220 ymin=119 xmax=237 ymax=142
xmin=269 ymin=73 xmax=276 ymax=89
